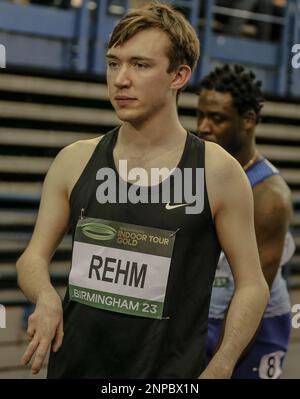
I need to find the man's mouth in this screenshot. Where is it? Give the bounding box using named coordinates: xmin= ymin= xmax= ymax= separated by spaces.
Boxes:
xmin=115 ymin=96 xmax=137 ymax=106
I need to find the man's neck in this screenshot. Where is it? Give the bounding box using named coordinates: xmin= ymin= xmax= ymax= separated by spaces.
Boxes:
xmin=120 ymin=123 xmax=186 ymax=148
xmin=118 ymin=106 xmax=186 ymax=150
xmin=113 ymin=110 xmax=188 ymax=175
xmin=235 ymin=141 xmax=260 ymax=170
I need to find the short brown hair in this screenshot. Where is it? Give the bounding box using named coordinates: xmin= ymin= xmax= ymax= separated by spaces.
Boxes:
xmin=108 ymin=1 xmax=200 ymax=73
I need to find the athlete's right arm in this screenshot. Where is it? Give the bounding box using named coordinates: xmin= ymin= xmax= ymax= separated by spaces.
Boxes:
xmin=16 ymin=146 xmax=72 ymax=375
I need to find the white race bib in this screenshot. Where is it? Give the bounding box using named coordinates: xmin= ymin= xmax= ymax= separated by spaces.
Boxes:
xmin=69 ymin=218 xmax=176 ymax=319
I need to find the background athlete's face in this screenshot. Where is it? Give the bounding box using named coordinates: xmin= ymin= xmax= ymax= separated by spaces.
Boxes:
xmin=106 ymin=28 xmax=176 ymax=126
xmin=197 ymin=90 xmax=246 ymax=156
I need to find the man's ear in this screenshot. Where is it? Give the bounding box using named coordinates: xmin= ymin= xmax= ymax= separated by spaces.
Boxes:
xmin=243 ymin=110 xmax=257 ymax=131
xmin=170 ymin=65 xmax=192 ymax=91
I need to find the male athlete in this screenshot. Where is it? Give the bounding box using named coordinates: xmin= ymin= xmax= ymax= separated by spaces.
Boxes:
xmin=197 ymin=64 xmax=294 ymax=379
xmin=16 ymin=3 xmax=268 ymax=378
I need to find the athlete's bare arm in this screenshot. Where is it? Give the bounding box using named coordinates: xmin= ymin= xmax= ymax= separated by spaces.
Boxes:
xmin=200 ymin=142 xmax=269 ymax=379
xmin=253 ymin=177 xmax=292 ymax=287
xmin=16 ymin=137 xmax=102 ymax=374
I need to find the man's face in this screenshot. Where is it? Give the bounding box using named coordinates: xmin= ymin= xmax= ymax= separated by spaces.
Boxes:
xmin=197 ymin=89 xmax=245 ymax=155
xmin=106 ymin=29 xmax=175 ymax=125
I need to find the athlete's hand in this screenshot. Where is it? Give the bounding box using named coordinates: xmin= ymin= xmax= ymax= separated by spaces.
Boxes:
xmin=21 ymin=290 xmax=64 ymax=374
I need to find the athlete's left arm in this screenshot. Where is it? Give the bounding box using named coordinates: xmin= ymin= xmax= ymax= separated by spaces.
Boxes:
xmin=254 ymin=181 xmax=292 ymax=287
xmin=200 ymin=142 xmax=269 ymax=378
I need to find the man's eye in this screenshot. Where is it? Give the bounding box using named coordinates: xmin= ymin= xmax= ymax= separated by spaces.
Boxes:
xmin=213 ymin=115 xmax=223 ymax=123
xmin=134 ymin=62 xmax=148 ymax=69
xmin=108 ymin=61 xmax=119 ymax=68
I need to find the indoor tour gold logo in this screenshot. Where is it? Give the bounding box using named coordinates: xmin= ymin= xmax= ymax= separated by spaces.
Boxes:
xmin=80 ymin=221 xmax=117 ymax=241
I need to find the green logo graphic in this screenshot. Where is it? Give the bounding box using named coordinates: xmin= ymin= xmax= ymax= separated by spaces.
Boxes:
xmin=80 ymin=222 xmax=117 ymax=241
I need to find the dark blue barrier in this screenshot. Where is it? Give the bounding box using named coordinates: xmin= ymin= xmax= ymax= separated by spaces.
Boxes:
xmin=0 ymin=0 xmax=299 ymax=97
xmin=199 ymin=0 xmax=293 ymax=95
xmin=0 ymin=0 xmax=90 ymax=72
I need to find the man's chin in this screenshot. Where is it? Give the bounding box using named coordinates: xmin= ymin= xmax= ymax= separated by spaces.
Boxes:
xmin=115 ymin=109 xmax=135 ymax=122
xmin=115 ymin=111 xmax=146 ymax=126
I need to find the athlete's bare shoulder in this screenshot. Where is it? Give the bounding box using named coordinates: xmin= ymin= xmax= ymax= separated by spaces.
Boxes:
xmin=62 ymin=135 xmax=103 ymax=157
xmin=51 ymin=135 xmax=104 ymax=198
xmin=204 ymin=140 xmax=252 ymax=217
xmin=254 ymin=172 xmax=292 ymax=203
xmin=204 ymin=140 xmax=246 ymax=182
xmin=253 ymin=172 xmax=292 ymax=223
xmin=204 ymin=139 xmax=233 ymax=163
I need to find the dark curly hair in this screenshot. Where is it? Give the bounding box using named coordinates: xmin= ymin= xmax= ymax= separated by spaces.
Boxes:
xmin=197 ymin=64 xmax=265 ymax=123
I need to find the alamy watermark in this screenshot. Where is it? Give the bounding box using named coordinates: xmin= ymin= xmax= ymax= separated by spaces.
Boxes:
xmin=292 ymin=304 xmax=300 ymax=328
xmin=95 ymin=161 xmax=204 ymax=215
xmin=0 ymin=304 xmax=6 ymax=328
xmin=0 ymin=44 xmax=6 ymax=69
xmin=291 ymin=44 xmax=300 ymax=69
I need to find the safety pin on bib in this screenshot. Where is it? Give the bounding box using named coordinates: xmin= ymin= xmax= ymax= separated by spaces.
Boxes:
xmin=169 ymin=228 xmax=180 ymax=238
xmin=80 ymin=208 xmax=85 ymax=220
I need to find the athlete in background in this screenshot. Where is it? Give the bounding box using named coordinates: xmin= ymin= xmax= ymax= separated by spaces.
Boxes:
xmin=197 ymin=64 xmax=295 ymax=379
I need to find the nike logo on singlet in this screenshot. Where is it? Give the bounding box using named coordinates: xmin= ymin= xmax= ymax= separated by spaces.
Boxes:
xmin=165 ymin=203 xmax=188 ymax=210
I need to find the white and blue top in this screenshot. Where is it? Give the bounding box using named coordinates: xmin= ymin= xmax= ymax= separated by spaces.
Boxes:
xmin=209 ymin=158 xmax=295 ymax=319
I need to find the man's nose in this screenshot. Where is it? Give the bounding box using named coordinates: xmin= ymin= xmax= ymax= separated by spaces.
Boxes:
xmin=114 ymin=65 xmax=131 ymax=88
xmin=197 ymin=116 xmax=211 ymax=135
